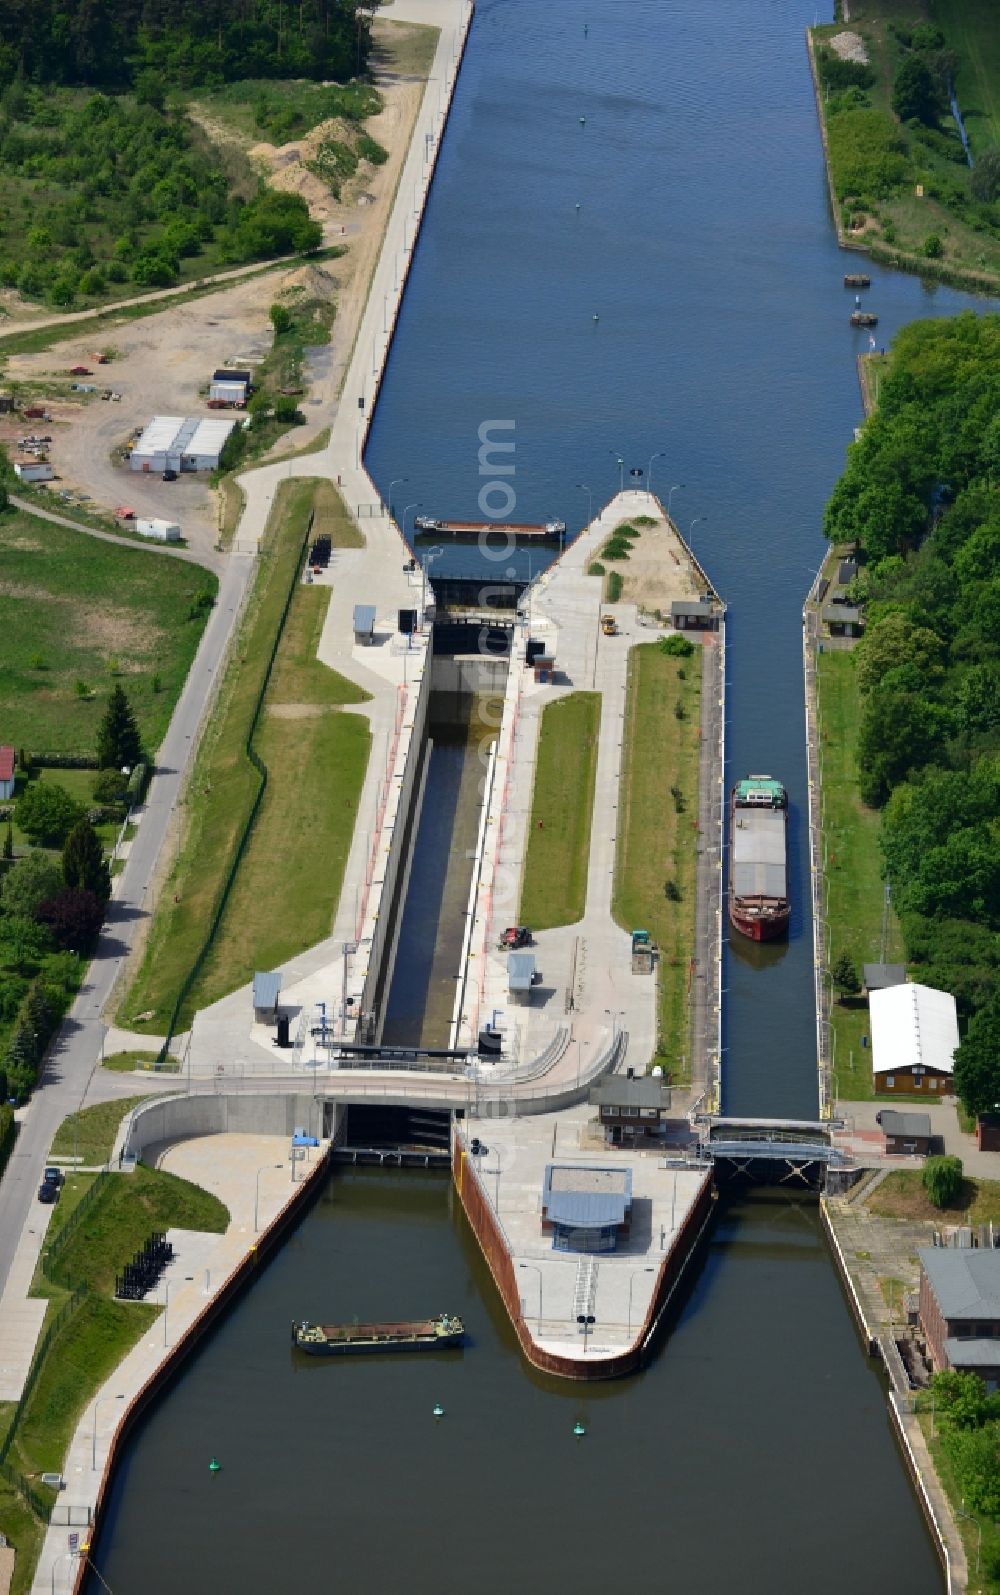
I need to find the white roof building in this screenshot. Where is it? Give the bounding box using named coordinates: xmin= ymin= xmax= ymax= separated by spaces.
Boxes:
xmin=130 ymin=415 xmax=237 ymax=472
xmin=870 ymin=982 xmax=959 ymax=1078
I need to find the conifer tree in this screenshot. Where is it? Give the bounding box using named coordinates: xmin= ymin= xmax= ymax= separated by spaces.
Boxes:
xmin=62 ymin=817 xmax=111 ymax=902
xmin=96 ymin=684 xmax=142 ymax=770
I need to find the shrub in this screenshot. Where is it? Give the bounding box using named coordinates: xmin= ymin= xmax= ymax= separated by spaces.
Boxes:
xmin=832 ymin=952 xmax=861 ymax=996
xmin=15 ymin=782 xmax=85 ymax=847
xmin=606 ymin=571 xmax=623 ymax=602
xmin=922 ymin=1154 xmax=963 ymax=1208
xmin=658 ymin=634 xmax=694 ymax=658
xmin=588 ymin=562 xmax=605 ymax=577
xmin=269 ymin=303 xmax=292 ymax=336
xmin=923 ymin=232 xmax=944 ymax=258
xmin=664 ymin=879 xmax=681 ymax=902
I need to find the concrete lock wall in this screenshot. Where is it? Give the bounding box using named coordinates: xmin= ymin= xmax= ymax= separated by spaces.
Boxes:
xmin=430 ymin=656 xmax=510 ymax=699
xmin=124 ymin=1093 xmax=342 ymax=1160
xmin=358 ymin=658 xmax=433 ymax=1037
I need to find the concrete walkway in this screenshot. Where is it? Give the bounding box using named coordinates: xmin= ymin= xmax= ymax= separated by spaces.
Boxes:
xmin=31 ymin=1134 xmax=324 ymax=1595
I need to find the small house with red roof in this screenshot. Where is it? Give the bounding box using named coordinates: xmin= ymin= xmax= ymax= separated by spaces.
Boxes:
xmin=0 ymin=746 xmax=15 ymax=802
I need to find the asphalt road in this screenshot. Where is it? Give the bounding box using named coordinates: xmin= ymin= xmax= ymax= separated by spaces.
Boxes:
xmin=0 ymin=548 xmax=254 ymax=1298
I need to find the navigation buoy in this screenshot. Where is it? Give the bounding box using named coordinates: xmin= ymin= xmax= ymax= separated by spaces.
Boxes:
xmin=575 ymin=202 xmax=581 ymax=211
xmin=584 ymin=22 xmax=589 ymax=35
xmin=209 ymin=1457 xmax=221 ymax=1473
xmin=579 ymin=116 xmax=586 ymax=126
xmin=433 ymin=1402 xmax=444 ymax=1419
xmin=592 ymin=314 xmax=599 ymax=322
xmin=573 ymin=1421 xmax=586 ymax=1438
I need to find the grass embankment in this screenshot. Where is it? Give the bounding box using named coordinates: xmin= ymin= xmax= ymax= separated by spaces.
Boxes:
xmin=102 ymin=1050 xmax=179 ymax=1074
xmin=810 ymin=6 xmax=1000 ymax=294
xmin=0 ymin=1153 xmax=227 ymax=1595
xmin=50 ymin=1096 xmax=151 ymax=1163
xmin=0 ymin=506 xmax=216 ymax=757
xmin=121 ymin=478 xmax=370 ymax=1034
xmin=817 ymin=648 xmax=905 ymax=1102
xmin=613 ymin=645 xmax=702 ymax=1082
xmin=519 ymin=693 xmax=600 ymax=930
xmin=866 ymin=1169 xmax=1000 ymax=1225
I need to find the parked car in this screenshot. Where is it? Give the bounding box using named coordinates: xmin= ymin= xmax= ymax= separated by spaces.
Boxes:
xmin=43 ymin=1166 xmax=64 ymax=1188
xmin=498 ymin=926 xmax=532 ymax=950
xmin=162 ymin=469 xmax=178 ymax=482
xmin=38 ymin=1181 xmax=59 ymax=1204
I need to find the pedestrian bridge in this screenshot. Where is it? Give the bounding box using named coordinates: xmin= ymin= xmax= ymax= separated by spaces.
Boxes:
xmin=701 ymin=1117 xmax=849 ymax=1185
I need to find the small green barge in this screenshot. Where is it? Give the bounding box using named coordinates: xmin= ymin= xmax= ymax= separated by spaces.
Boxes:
xmin=291 ymin=1313 xmax=465 ymax=1356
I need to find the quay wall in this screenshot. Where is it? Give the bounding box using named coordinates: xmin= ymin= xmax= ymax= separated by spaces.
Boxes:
xmin=452 ymin=1129 xmax=714 ymax=1380
xmin=121 ymin=1092 xmax=341 ymax=1160
xmin=72 ymin=1142 xmax=333 ymax=1595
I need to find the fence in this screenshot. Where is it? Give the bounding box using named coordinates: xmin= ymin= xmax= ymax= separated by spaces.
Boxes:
xmin=803 ymin=579 xmax=833 ymax=1119
xmin=44 ymin=1172 xmax=108 ymax=1288
xmin=0 ymin=1280 xmax=90 ymax=1526
xmin=158 ymin=514 xmax=313 ymax=1060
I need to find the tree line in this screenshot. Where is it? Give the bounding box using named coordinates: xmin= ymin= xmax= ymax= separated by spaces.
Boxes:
xmin=825 ymin=313 xmax=1000 ymax=1119
xmin=0 ymin=0 xmax=373 ymax=91
xmin=0 ymin=687 xmax=143 ymax=1102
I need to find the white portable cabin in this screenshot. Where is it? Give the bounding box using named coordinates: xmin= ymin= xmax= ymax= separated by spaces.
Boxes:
xmin=13 ymin=460 xmax=54 ymax=482
xmin=209 ymin=381 xmax=248 ymax=405
xmin=136 ymin=518 xmax=181 ymax=543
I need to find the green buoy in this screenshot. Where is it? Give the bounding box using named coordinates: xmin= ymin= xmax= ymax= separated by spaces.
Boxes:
xmin=573 ymin=1421 xmax=586 ymax=1438
xmin=209 ymin=1457 xmax=221 ymax=1473
xmin=433 ymin=1402 xmax=444 ymax=1419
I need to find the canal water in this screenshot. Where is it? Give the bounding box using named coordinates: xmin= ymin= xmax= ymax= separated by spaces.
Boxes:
xmin=381 ymin=693 xmax=497 ymax=1048
xmin=89 ymin=1 xmax=999 ymax=1587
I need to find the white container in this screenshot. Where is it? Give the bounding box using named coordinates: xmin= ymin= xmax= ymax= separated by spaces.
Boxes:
xmin=136 ymin=518 xmax=181 ymax=542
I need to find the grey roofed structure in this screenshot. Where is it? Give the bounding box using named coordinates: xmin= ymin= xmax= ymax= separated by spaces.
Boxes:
xmin=732 ymin=805 xmax=785 ymax=900
xmin=352 ymin=604 xmax=376 ymax=642
xmin=864 ymin=962 xmax=907 ymax=992
xmin=507 ymin=951 xmax=535 ymax=992
xmin=252 ymin=971 xmax=282 ymax=1016
xmin=213 ymin=368 xmax=252 ymax=386
xmin=542 ymin=1165 xmax=632 ymax=1229
xmin=944 ymin=1338 xmax=1000 ymax=1368
xmin=670 ymin=598 xmax=715 ymax=628
xmin=838 ymin=558 xmax=858 ymax=585
xmin=822 ymin=604 xmax=863 ymax=626
xmin=877 ymin=1109 xmax=931 ymax=1139
xmin=919 ymin=1249 xmax=1000 ymax=1321
xmin=590 ymin=1077 xmax=670 ymax=1111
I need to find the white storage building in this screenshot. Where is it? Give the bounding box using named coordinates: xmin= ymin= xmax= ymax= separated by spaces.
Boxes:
xmin=869 ymin=981 xmax=959 ymax=1095
xmin=136 ymin=518 xmax=181 ymax=543
xmin=130 ymin=416 xmax=238 ymax=473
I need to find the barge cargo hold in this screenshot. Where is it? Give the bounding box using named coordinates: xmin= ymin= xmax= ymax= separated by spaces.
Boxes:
xmin=291 ymin=1313 xmax=465 ymax=1355
xmin=729 ymin=776 xmax=790 ymax=943
xmin=843 ymin=273 xmax=871 ymax=288
xmin=413 ymin=515 xmax=565 ymax=542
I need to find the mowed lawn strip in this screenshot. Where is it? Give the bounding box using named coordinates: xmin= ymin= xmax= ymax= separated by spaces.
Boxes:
xmin=817 ymin=648 xmax=905 ymax=1102
xmin=0 ymin=507 xmax=217 ymax=756
xmin=519 ymin=693 xmax=600 ymax=929
xmin=50 ymin=1095 xmax=150 ymax=1163
xmin=932 ymin=0 xmax=1000 ymax=150
xmin=865 ymin=1169 xmax=1000 ymax=1226
xmin=613 ymin=645 xmax=701 ymax=1082
xmin=9 ymin=1165 xmax=227 ymax=1506
xmin=122 ymin=477 xmax=371 ymax=1031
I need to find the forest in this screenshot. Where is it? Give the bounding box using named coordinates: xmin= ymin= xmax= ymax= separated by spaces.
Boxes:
xmin=824 ymin=312 xmax=1000 ymax=1117
xmin=0 ymin=84 xmax=322 ymax=305
xmin=0 ymin=0 xmax=372 ymax=91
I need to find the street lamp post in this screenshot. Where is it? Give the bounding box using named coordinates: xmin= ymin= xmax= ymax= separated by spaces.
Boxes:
xmin=518 ymin=1261 xmax=543 ymax=1329
xmin=254 ymin=1163 xmax=284 ymax=1233
xmin=51 ymin=1553 xmax=77 ymax=1595
xmin=627 ymin=1266 xmax=656 ymax=1336
xmin=666 ymin=483 xmax=684 ymax=519
xmin=647 ymin=451 xmax=667 ymax=496
xmin=388 ymin=477 xmax=408 ymax=521
xmin=604 ymin=1007 xmax=624 ymax=1045
xmin=163 ymin=1275 xmax=195 ymax=1346
xmin=91 ymin=1393 xmax=124 ymax=1470
xmin=403 ymin=501 xmax=422 ymax=547
xmin=576 ymin=482 xmax=594 ymax=529
xmin=608 ymin=450 xmax=625 ymax=493
xmin=421 ymin=544 xmax=444 ymax=626
xmin=688 ymin=515 xmax=707 ymax=553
